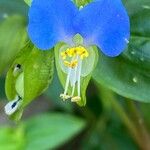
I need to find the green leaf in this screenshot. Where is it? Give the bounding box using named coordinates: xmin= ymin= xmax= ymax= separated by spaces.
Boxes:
xmin=5 ymin=42 xmax=54 ymax=120
xmin=0 ymin=15 xmax=27 ymax=75
xmin=93 ymin=0 xmax=150 ymax=102
xmin=0 ymin=113 xmax=86 ymax=150
xmin=5 ymin=43 xmax=33 ymax=101
xmin=54 ymin=42 xmax=98 ymax=106
xmin=0 ymin=126 xmax=25 ymax=150
xmin=0 ymin=0 xmax=28 ymax=22
xmin=81 ymin=110 xmax=138 ymax=150
xmin=23 ymin=46 xmax=54 ymax=107
xmin=24 ymin=113 xmax=86 ymax=150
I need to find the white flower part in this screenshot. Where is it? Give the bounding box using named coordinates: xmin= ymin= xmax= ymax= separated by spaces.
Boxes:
xmin=60 ymin=46 xmax=96 ymax=77
xmin=77 ymin=58 xmax=82 ymax=97
xmin=70 ymin=56 xmax=81 ymax=97
xmin=69 ymin=56 xmax=79 ymax=87
xmin=4 ymin=96 xmax=22 ymax=115
xmin=60 ymin=55 xmax=83 ymax=102
xmin=59 ymin=43 xmax=96 ymax=103
xmin=64 ymin=67 xmax=72 ymax=96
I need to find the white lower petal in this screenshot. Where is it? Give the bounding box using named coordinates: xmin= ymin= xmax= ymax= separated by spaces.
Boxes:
xmin=4 ymin=96 xmax=22 ymax=115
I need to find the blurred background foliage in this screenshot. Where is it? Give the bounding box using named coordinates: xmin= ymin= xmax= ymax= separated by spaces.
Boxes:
xmin=0 ymin=0 xmax=150 ymax=150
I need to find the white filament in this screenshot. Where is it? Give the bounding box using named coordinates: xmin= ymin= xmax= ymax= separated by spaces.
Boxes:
xmin=63 ymin=55 xmax=83 ymax=99
xmin=77 ymin=59 xmax=82 ymax=97
xmin=64 ymin=67 xmax=72 ymax=95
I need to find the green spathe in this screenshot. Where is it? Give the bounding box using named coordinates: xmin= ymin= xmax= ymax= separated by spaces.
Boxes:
xmin=5 ymin=42 xmax=54 ymax=120
xmin=55 ymin=34 xmax=98 ymax=106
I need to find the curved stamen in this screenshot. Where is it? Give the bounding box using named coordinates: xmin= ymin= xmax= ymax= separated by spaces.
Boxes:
xmin=60 ymin=67 xmax=72 ymax=101
xmin=77 ymin=58 xmax=82 ymax=97
xmin=60 ymin=46 xmax=89 ymax=102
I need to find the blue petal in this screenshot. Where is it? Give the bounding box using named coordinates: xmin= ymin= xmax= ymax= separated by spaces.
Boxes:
xmin=28 ymin=0 xmax=78 ymax=50
xmin=74 ymin=0 xmax=130 ymax=56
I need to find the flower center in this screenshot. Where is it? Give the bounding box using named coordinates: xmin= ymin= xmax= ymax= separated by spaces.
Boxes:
xmin=60 ymin=46 xmax=89 ymax=102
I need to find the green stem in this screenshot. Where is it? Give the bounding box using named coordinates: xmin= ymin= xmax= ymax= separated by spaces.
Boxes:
xmin=96 ymin=84 xmax=146 ymax=149
xmin=126 ymin=100 xmax=150 ymax=150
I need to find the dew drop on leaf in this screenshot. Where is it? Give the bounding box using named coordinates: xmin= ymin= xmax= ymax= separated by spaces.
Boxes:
xmin=132 ymin=76 xmax=138 ymax=83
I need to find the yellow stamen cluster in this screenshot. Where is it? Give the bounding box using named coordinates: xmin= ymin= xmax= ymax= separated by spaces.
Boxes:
xmin=61 ymin=46 xmax=89 ymax=68
xmin=64 ymin=60 xmax=78 ymax=69
xmin=61 ymin=46 xmax=89 ymax=60
xmin=71 ymin=96 xmax=81 ymax=102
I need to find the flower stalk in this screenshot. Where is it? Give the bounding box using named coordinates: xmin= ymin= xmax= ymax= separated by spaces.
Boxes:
xmin=97 ymin=84 xmax=150 ymax=150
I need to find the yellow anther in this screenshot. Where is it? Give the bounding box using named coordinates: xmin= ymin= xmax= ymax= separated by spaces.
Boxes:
xmin=71 ymin=96 xmax=81 ymax=102
xmin=80 ymin=50 xmax=89 ymax=59
xmin=61 ymin=51 xmax=68 ymax=60
xmin=64 ymin=60 xmax=78 ymax=68
xmin=61 ymin=46 xmax=89 ymax=59
xmin=78 ymin=47 xmax=86 ymax=55
xmin=70 ymin=60 xmax=78 ymax=68
xmin=64 ymin=61 xmax=70 ymax=67
xmin=67 ymin=49 xmax=73 ymax=57
xmin=61 ymin=46 xmax=89 ymax=67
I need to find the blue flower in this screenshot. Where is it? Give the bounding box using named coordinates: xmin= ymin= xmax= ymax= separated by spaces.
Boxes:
xmin=28 ymin=0 xmax=130 ymax=57
xmin=28 ymin=0 xmax=130 ymax=102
